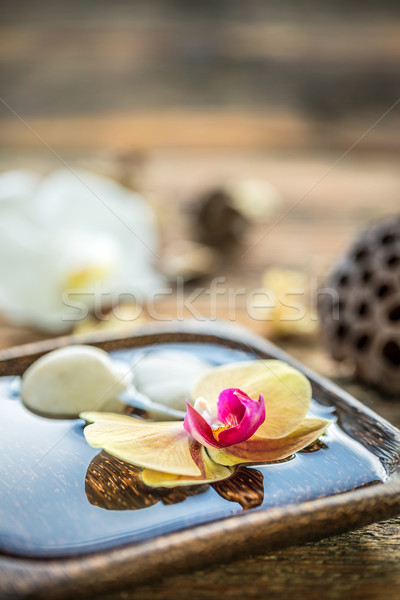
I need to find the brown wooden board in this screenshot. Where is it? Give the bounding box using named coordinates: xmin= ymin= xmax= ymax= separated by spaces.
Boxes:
xmin=0 ymin=321 xmax=399 ymax=600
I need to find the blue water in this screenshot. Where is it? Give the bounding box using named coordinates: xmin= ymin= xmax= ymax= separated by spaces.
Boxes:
xmin=0 ymin=343 xmax=386 ymax=558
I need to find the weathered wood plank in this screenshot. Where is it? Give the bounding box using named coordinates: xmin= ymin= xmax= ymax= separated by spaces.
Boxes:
xmin=106 ymin=517 xmax=400 ymax=600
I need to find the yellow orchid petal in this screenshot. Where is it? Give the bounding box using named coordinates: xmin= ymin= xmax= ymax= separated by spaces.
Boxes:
xmin=207 ymin=417 xmax=330 ymax=467
xmin=82 ymin=411 xmax=136 ymax=424
xmin=192 ymin=360 xmax=312 ymax=439
xmin=142 ymin=444 xmax=233 ymax=488
xmin=82 ymin=412 xmax=201 ymax=477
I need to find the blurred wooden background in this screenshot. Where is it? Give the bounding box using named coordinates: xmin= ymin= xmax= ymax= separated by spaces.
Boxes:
xmin=0 ymin=2 xmax=400 ymax=599
xmin=1 ymin=0 xmax=400 ymax=341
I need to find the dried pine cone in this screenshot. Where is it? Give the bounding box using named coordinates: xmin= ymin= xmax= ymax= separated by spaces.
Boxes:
xmin=195 ymin=189 xmax=247 ymax=250
xmin=318 ymin=215 xmax=400 ymax=395
xmin=194 ymin=180 xmax=281 ymax=251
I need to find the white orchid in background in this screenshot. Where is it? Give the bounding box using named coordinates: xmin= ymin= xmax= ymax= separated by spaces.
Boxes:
xmin=0 ymin=168 xmax=162 ymax=332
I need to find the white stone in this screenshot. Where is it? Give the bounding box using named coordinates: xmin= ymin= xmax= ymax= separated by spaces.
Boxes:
xmin=133 ymin=350 xmax=211 ymax=412
xmin=21 ymin=345 xmax=131 ymax=417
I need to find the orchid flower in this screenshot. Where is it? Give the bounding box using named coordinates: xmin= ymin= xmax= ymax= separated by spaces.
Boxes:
xmin=0 ymin=168 xmax=162 ymax=332
xmin=82 ymin=360 xmax=330 ymax=488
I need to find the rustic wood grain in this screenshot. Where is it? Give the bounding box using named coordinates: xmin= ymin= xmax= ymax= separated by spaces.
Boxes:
xmin=100 ymin=517 xmax=400 ymax=600
xmin=2 ymin=110 xmax=400 ymax=153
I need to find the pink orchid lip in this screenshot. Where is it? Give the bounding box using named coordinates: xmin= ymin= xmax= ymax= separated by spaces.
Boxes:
xmin=183 ymin=388 xmax=265 ymax=449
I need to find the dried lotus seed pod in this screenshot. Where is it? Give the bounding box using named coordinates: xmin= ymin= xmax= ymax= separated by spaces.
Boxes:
xmin=318 ymin=215 xmax=400 ymax=394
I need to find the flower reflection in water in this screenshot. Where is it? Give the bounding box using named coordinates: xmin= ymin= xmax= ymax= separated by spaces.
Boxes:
xmin=85 ymin=451 xmax=267 ymax=512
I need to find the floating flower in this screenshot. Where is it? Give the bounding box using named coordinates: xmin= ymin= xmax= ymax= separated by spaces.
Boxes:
xmin=82 ymin=360 xmax=330 ymax=487
xmin=183 ymin=388 xmax=265 ymax=448
xmin=0 ymin=168 xmax=162 ymax=332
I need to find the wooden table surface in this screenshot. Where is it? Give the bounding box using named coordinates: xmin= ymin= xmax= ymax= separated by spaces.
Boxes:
xmin=1 ymin=3 xmax=400 ymax=598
